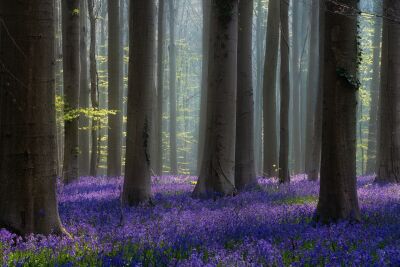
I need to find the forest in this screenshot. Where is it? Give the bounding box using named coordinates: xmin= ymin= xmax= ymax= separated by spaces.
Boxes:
xmin=0 ymin=0 xmax=399 ymax=266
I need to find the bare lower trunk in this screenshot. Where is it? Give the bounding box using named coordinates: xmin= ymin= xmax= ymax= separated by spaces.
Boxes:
xmin=122 ymin=0 xmax=155 ymax=206
xmin=366 ymin=5 xmax=382 ymax=175
xmin=279 ymin=0 xmax=290 ymax=184
xmin=305 ymin=0 xmax=319 ymax=180
xmin=62 ymin=0 xmax=80 ymax=184
xmin=0 ymin=0 xmax=65 ymax=235
xmin=168 ymin=0 xmax=178 ymax=175
xmin=263 ymin=0 xmax=280 ymax=178
xmin=376 ymin=0 xmax=400 ymax=184
xmin=107 ymin=0 xmax=122 ymax=177
xmin=79 ymin=0 xmax=90 ymax=177
xmin=88 ymin=0 xmax=99 ymax=177
xmin=316 ymin=0 xmax=360 ymax=223
xmin=197 ymin=0 xmax=211 ymax=175
xmin=193 ymin=0 xmax=238 ymax=198
xmin=235 ymin=0 xmax=257 ymax=190
xmin=156 ymin=0 xmax=166 ymax=176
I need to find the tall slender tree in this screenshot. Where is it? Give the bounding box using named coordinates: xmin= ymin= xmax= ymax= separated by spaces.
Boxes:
xmin=79 ymin=0 xmax=90 ymax=177
xmin=107 ymin=0 xmax=122 ymax=177
xmin=305 ymin=0 xmax=320 ymax=180
xmin=168 ymin=0 xmax=178 ymax=175
xmin=316 ymin=0 xmax=360 ymax=222
xmin=193 ymin=0 xmax=238 ymax=198
xmin=235 ymin=0 xmax=257 ymax=190
xmin=122 ymin=0 xmax=156 ymax=205
xmin=156 ymin=0 xmax=166 ymax=176
xmin=290 ymin=0 xmax=302 ymax=174
xmin=263 ymin=0 xmax=280 ymax=178
xmin=0 ymin=0 xmax=65 ymax=235
xmin=366 ymin=2 xmax=382 ymax=175
xmin=197 ymin=0 xmax=211 ymax=175
xmin=279 ymin=0 xmax=290 ymax=183
xmin=88 ymin=0 xmax=99 ymax=177
xmin=62 ymin=0 xmax=81 ymax=183
xmin=254 ymin=0 xmax=264 ymax=175
xmin=376 ymin=0 xmax=400 ymax=183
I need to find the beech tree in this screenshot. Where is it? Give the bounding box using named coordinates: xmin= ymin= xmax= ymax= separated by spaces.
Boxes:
xmin=107 ymin=0 xmax=122 ymax=177
xmin=197 ymin=0 xmax=211 ymax=175
xmin=316 ymin=0 xmax=360 ymax=222
xmin=235 ymin=0 xmax=257 ymax=190
xmin=376 ymin=0 xmax=400 ymax=183
xmin=365 ymin=7 xmax=381 ymax=175
xmin=279 ymin=0 xmax=290 ymax=183
xmin=62 ymin=0 xmax=81 ymax=183
xmin=0 ymin=0 xmax=65 ymax=235
xmin=122 ymin=0 xmax=156 ymax=205
xmin=88 ymin=0 xmax=99 ymax=177
xmin=305 ymin=0 xmax=321 ymax=181
xmin=263 ymin=0 xmax=279 ymax=178
xmin=155 ymin=0 xmax=166 ymax=176
xmin=79 ymin=0 xmax=90 ymax=177
xmin=168 ymin=0 xmax=178 ymax=175
xmin=193 ymin=0 xmax=238 ymax=198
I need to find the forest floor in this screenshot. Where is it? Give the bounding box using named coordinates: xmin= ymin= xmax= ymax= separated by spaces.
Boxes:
xmin=1 ymin=175 xmax=400 ymax=266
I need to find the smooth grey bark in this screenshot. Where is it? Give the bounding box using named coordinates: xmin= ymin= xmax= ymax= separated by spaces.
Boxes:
xmin=156 ymin=0 xmax=166 ymax=176
xmin=88 ymin=0 xmax=99 ymax=177
xmin=55 ymin=0 xmax=64 ymax=177
xmin=290 ymin=0 xmax=302 ymax=174
xmin=122 ymin=0 xmax=156 ymax=205
xmin=168 ymin=0 xmax=178 ymax=175
xmin=366 ymin=4 xmax=382 ymax=175
xmin=79 ymin=0 xmax=90 ymax=177
xmin=107 ymin=0 xmax=122 ymax=177
xmin=316 ymin=0 xmax=360 ymax=222
xmin=376 ymin=0 xmax=400 ymax=183
xmin=0 ymin=0 xmax=65 ymax=235
xmin=254 ymin=0 xmax=264 ymax=176
xmin=263 ymin=0 xmax=280 ymax=178
xmin=307 ymin=0 xmax=325 ymax=182
xmin=193 ymin=0 xmax=238 ymax=198
xmin=197 ymin=0 xmax=211 ymax=175
xmin=279 ymin=0 xmax=290 ymax=184
xmin=235 ymin=0 xmax=257 ymax=190
xmin=305 ymin=0 xmax=319 ymax=180
xmin=62 ymin=0 xmax=80 ymax=183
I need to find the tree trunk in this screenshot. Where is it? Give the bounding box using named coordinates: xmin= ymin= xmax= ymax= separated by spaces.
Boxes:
xmin=79 ymin=0 xmax=90 ymax=177
xmin=62 ymin=0 xmax=80 ymax=183
xmin=290 ymin=0 xmax=302 ymax=175
xmin=278 ymin=0 xmax=290 ymax=183
xmin=263 ymin=0 xmax=280 ymax=178
xmin=235 ymin=0 xmax=257 ymax=190
xmin=254 ymin=0 xmax=264 ymax=176
xmin=168 ymin=0 xmax=178 ymax=175
xmin=376 ymin=0 xmax=400 ymax=183
xmin=107 ymin=0 xmax=122 ymax=177
xmin=88 ymin=0 xmax=99 ymax=177
xmin=197 ymin=0 xmax=211 ymax=175
xmin=366 ymin=3 xmax=382 ymax=175
xmin=316 ymin=0 xmax=360 ymax=222
xmin=307 ymin=0 xmax=325 ymax=182
xmin=122 ymin=0 xmax=156 ymax=206
xmin=193 ymin=0 xmax=238 ymax=198
xmin=305 ymin=0 xmax=319 ymax=180
xmin=0 ymin=0 xmax=65 ymax=235
xmin=156 ymin=0 xmax=166 ymax=176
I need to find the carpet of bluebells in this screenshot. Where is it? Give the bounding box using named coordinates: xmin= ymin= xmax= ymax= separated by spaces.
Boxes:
xmin=1 ymin=175 xmax=400 ymax=266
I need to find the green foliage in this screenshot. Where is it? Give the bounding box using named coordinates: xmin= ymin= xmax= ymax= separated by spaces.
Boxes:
xmin=72 ymin=8 xmax=80 ymax=16
xmin=56 ymin=96 xmax=117 ymax=130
